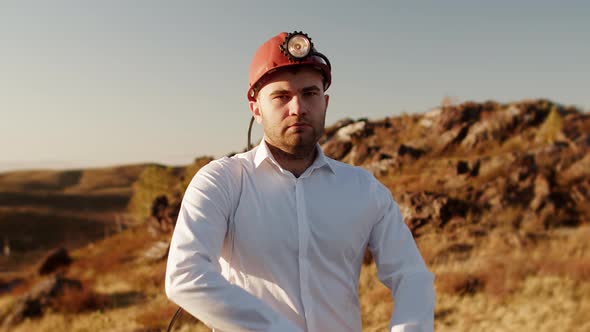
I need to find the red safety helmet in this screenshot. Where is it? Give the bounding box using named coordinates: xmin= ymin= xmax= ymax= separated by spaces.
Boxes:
xmin=247 ymin=31 xmax=332 ymax=101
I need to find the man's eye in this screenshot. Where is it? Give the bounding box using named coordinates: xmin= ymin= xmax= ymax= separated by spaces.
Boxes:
xmin=303 ymin=91 xmax=319 ymax=97
xmin=273 ymin=95 xmax=289 ymax=101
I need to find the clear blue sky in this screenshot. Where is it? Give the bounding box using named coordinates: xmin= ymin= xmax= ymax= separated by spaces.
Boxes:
xmin=1 ymin=0 xmax=588 ymax=172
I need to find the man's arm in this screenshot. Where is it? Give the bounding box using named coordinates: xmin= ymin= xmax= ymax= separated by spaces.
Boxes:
xmin=165 ymin=159 xmax=301 ymax=332
xmin=368 ymin=183 xmax=435 ymax=332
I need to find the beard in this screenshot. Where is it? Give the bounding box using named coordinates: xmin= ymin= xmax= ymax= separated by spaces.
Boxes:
xmin=262 ymin=117 xmax=324 ymax=157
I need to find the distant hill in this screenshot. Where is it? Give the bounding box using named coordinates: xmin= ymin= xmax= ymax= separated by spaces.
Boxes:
xmin=0 ymin=164 xmax=150 ymax=273
xmin=0 ymin=164 xmax=153 ymax=194
xmin=0 ymin=99 xmax=588 ymax=331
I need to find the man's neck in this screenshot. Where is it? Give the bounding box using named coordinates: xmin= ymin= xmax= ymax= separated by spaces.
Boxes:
xmin=265 ymin=141 xmax=317 ymax=178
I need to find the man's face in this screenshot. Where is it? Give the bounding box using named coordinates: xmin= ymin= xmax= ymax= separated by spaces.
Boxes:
xmin=249 ymin=67 xmax=329 ymax=154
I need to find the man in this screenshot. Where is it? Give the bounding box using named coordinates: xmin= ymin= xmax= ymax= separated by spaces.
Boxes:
xmin=165 ymin=31 xmax=434 ymax=332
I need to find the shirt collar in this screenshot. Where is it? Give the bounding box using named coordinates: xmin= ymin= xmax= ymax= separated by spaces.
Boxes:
xmin=254 ymin=139 xmax=335 ymax=175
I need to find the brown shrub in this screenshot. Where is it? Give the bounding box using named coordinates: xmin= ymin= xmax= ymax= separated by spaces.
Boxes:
xmin=51 ymin=283 xmax=110 ymax=313
xmin=436 ymin=255 xmax=539 ymax=299
xmin=436 ymin=271 xmax=484 ymax=296
xmin=478 ymin=259 xmax=536 ymax=299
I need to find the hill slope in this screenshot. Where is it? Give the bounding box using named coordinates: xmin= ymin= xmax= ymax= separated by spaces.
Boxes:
xmin=0 ymin=164 xmax=150 ymax=273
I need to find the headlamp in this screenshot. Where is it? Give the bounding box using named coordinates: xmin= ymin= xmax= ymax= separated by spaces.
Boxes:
xmin=279 ymin=31 xmax=331 ymax=70
xmin=284 ymin=33 xmax=312 ymax=59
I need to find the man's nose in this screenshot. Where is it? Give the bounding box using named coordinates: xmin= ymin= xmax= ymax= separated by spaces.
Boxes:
xmin=288 ymin=96 xmax=307 ymax=116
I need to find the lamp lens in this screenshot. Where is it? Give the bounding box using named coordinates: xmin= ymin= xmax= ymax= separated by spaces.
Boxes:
xmin=287 ymin=35 xmax=311 ymax=58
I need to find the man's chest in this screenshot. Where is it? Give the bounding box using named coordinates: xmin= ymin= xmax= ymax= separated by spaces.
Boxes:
xmin=230 ymin=175 xmax=379 ymax=265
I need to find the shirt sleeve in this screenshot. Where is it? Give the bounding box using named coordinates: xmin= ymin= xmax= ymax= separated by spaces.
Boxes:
xmin=367 ymin=181 xmax=435 ymax=332
xmin=165 ymin=158 xmax=302 ymax=332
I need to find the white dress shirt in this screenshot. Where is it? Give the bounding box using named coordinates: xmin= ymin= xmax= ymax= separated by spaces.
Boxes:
xmin=165 ymin=140 xmax=434 ymax=332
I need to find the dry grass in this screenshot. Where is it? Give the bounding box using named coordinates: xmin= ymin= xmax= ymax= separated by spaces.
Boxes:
xmin=3 ymin=225 xmax=589 ymax=332
xmin=430 ymin=226 xmax=590 ymax=331
xmin=435 ymin=276 xmax=590 ymax=332
xmin=134 ymin=301 xmax=179 ymax=330
xmin=358 ymin=262 xmax=393 ymax=330
xmin=68 ymin=227 xmax=156 ymax=281
xmin=5 ymin=217 xmax=587 ymax=332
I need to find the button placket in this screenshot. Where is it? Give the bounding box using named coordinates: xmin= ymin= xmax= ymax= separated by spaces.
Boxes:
xmin=295 ymin=178 xmax=312 ymax=328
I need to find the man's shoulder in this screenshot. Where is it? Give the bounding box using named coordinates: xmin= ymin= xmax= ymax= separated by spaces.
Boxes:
xmin=323 ymin=156 xmax=392 ymax=198
xmin=325 ymin=157 xmax=376 ymax=181
xmin=194 ymin=149 xmax=254 ymax=178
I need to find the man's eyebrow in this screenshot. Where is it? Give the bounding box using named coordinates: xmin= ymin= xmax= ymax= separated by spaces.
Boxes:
xmin=301 ymin=86 xmax=321 ymax=93
xmin=268 ymin=89 xmax=290 ymax=97
xmin=268 ymin=86 xmax=321 ymax=97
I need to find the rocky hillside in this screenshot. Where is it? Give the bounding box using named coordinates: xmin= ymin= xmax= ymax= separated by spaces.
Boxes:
xmin=322 ymin=99 xmax=589 ymax=235
xmin=0 ymin=99 xmax=588 ymax=331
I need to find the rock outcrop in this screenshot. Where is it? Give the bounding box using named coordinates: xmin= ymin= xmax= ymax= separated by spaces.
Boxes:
xmin=320 ymin=99 xmax=590 ymax=236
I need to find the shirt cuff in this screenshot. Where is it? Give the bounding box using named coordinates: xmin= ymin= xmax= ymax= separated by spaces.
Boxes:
xmin=391 ymin=323 xmax=425 ymax=332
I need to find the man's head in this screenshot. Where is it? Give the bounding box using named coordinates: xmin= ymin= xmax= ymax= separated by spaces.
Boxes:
xmin=248 ymin=31 xmax=332 ymax=155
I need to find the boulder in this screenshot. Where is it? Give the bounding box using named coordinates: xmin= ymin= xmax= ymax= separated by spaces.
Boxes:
xmin=323 ymin=118 xmax=354 ymax=139
xmin=456 ymin=161 xmax=470 ymax=175
xmin=562 ymin=153 xmax=590 ymax=183
xmin=398 ymin=144 xmax=425 ymax=159
xmin=335 ymin=121 xmax=366 ymax=142
xmin=530 ymin=174 xmax=551 ymax=211
xmin=322 ymin=139 xmax=352 ymax=160
xmin=433 ymin=102 xmax=482 ymax=132
xmin=148 ymin=195 xmax=175 ymax=236
xmin=435 ymin=125 xmax=469 ymax=152
xmin=143 ymin=241 xmax=170 ymax=262
xmin=348 ymin=142 xmax=370 ymax=165
xmin=469 ymin=160 xmax=480 ymax=177
xmin=461 ymin=105 xmax=521 ymax=150
xmin=398 ymin=192 xmax=472 ymax=235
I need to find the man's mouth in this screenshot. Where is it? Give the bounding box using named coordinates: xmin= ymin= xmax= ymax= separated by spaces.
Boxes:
xmin=288 ymin=122 xmax=311 ymax=128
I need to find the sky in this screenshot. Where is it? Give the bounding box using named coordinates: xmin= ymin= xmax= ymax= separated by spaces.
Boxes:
xmin=1 ymin=0 xmax=588 ymax=172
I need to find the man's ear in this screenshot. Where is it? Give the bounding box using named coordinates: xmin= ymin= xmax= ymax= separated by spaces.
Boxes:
xmin=249 ymin=100 xmax=263 ymax=124
xmin=324 ymin=94 xmax=330 ymax=111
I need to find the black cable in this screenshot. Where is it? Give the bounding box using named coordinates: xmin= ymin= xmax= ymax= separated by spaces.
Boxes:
xmin=166 ymin=307 xmax=183 ymax=332
xmin=247 ymin=116 xmax=255 ymax=150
